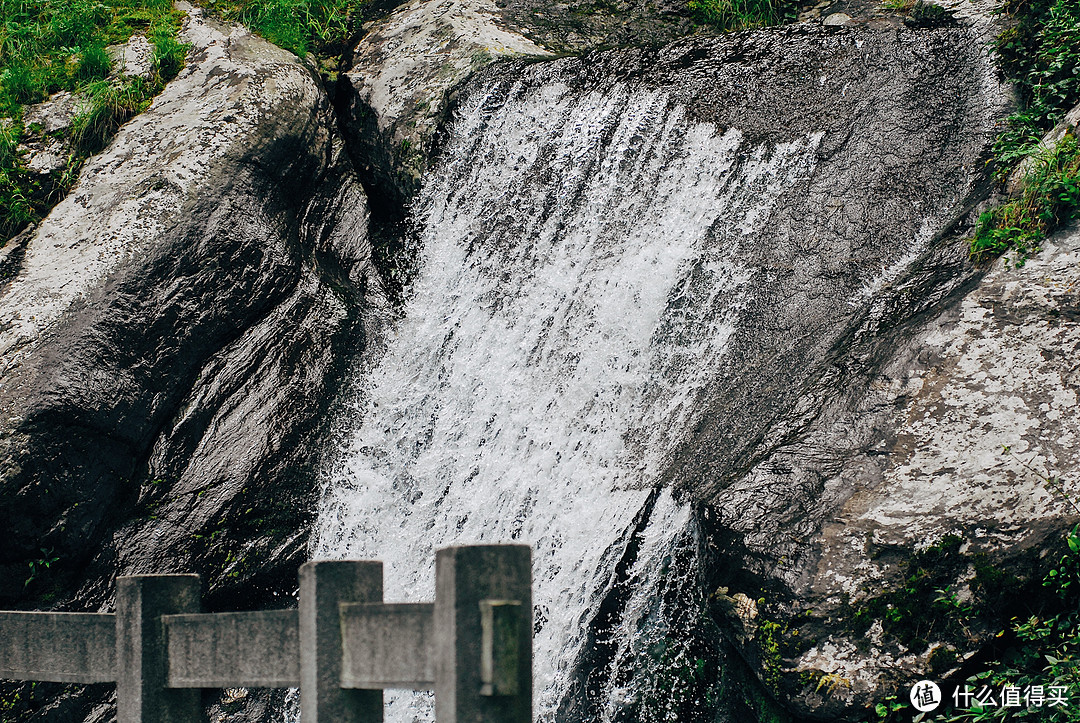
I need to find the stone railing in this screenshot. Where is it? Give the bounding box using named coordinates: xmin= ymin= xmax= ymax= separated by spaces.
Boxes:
xmin=0 ymin=545 xmax=531 ymax=723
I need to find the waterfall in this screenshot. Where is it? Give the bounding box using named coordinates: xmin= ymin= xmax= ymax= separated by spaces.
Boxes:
xmin=313 ymin=65 xmax=828 ymax=722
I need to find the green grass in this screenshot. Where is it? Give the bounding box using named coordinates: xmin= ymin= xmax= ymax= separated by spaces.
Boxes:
xmin=198 ymin=0 xmax=371 ymax=57
xmin=970 ymin=134 xmax=1080 ymax=264
xmin=688 ymin=0 xmax=798 ymax=31
xmin=0 ymin=0 xmax=189 ymax=241
xmin=969 ymin=0 xmax=1080 ymax=264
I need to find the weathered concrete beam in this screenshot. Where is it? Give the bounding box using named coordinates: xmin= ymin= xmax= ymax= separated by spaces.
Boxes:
xmin=300 ymin=560 xmax=384 ymax=723
xmin=164 ymin=610 xmax=299 ymax=688
xmin=116 ymin=575 xmax=202 ymax=723
xmin=0 ymin=612 xmax=116 ymax=683
xmin=435 ymin=546 xmax=532 ymax=723
xmin=340 ymin=602 xmax=435 ymax=689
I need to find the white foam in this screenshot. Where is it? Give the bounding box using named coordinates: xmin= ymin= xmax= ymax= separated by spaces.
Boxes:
xmin=314 ymin=78 xmax=825 ymax=722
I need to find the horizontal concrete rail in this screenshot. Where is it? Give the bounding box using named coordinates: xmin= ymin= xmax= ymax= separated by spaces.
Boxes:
xmin=0 ymin=611 xmax=116 ymax=683
xmin=340 ymin=603 xmax=435 ymax=689
xmin=0 ymin=545 xmax=532 ymax=723
xmin=163 ymin=610 xmax=300 ymax=688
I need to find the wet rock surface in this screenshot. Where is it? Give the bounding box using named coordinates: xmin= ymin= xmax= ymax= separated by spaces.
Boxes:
xmin=388 ymin=22 xmax=1020 ymax=720
xmin=0 ymin=2 xmax=382 ymax=619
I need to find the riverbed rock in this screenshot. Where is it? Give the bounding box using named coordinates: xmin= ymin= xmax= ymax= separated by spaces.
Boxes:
xmin=0 ymin=2 xmax=383 ymax=616
xmin=21 ymin=91 xmax=81 ymax=136
xmin=108 ymin=35 xmax=155 ymax=79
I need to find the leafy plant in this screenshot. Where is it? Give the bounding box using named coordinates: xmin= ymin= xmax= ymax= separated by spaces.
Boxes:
xmin=970 ymin=133 xmax=1080 ymax=265
xmin=992 ymin=0 xmax=1080 ymax=164
xmin=24 ymin=548 xmax=58 ymax=587
xmin=968 ymin=0 xmax=1080 ymax=263
xmin=906 ymin=0 xmax=951 ymax=27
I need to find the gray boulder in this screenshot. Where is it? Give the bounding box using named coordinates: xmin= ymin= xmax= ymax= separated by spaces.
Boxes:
xmin=0 ymin=3 xmax=383 ymax=612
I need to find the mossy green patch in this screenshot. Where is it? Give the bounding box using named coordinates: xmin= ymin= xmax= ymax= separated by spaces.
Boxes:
xmin=0 ymin=0 xmax=190 ymax=241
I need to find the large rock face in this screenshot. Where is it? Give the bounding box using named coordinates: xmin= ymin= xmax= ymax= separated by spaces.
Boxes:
xmin=702 ymin=218 xmax=1080 ymax=718
xmin=0 ymin=3 xmax=382 ymax=614
xmin=338 ymin=0 xmax=552 ymax=208
xmin=3 ymin=0 xmax=1076 ymax=718
xmin=323 ymin=19 xmax=1066 ymax=721
xmin=779 ymin=222 xmax=1080 ymax=713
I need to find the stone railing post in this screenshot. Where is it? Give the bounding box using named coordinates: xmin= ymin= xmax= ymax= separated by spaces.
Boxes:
xmin=115 ymin=574 xmax=202 ymax=723
xmin=435 ymin=545 xmax=532 ymax=723
xmin=300 ymin=560 xmax=384 ymax=723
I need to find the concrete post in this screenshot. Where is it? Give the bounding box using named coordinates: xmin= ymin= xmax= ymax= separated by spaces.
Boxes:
xmin=115 ymin=574 xmax=203 ymax=723
xmin=435 ymin=546 xmax=531 ymax=723
xmin=300 ymin=560 xmax=383 ymax=723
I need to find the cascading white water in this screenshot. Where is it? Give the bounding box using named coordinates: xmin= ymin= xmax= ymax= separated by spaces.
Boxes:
xmin=313 ymin=72 xmax=826 ymax=722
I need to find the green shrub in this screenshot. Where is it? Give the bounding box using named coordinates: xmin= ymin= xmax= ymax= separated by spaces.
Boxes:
xmin=970 ymin=134 xmax=1080 ymax=264
xmin=688 ymin=0 xmax=796 ymax=31
xmin=928 ymin=526 xmax=1080 ymax=723
xmin=989 ymin=0 xmax=1080 ymax=170
xmin=201 ymin=0 xmax=371 ymax=57
xmin=968 ymin=0 xmax=1080 ymax=263
xmin=864 ymin=526 xmax=1080 ymax=723
xmin=906 ymin=0 xmax=951 ymax=27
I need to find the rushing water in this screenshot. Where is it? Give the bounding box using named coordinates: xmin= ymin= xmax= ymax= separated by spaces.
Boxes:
xmin=313 ymin=69 xmax=825 ymax=721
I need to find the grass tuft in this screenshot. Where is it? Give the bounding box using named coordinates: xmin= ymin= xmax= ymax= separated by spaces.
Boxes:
xmin=0 ymin=0 xmax=189 ymax=241
xmin=688 ymin=0 xmax=797 ymax=31
xmin=70 ymin=77 xmax=156 ymax=154
xmin=76 ymin=44 xmax=113 ymax=82
xmin=198 ymin=0 xmax=373 ymax=58
xmin=151 ymin=27 xmax=188 ymax=80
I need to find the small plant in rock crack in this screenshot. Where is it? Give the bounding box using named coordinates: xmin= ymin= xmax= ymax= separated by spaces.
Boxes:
xmin=969 ymin=133 xmax=1080 ymax=266
xmin=24 ymin=548 xmax=59 ymax=588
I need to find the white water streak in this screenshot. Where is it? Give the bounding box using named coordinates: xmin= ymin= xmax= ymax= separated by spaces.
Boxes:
xmin=314 ymin=79 xmax=823 ymax=722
